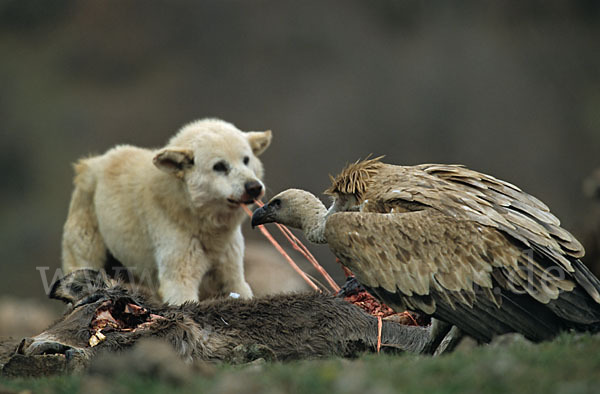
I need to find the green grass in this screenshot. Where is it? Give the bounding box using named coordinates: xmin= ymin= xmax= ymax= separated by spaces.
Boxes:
xmin=2 ymin=333 xmax=599 ymax=394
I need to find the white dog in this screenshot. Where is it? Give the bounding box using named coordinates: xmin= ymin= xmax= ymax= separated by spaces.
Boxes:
xmin=62 ymin=118 xmax=272 ymax=304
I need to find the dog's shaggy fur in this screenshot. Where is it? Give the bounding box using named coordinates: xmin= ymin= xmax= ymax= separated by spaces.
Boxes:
xmin=62 ymin=118 xmax=272 ymax=304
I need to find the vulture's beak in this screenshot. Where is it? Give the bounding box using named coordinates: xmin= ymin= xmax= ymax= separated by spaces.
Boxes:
xmin=251 ymin=204 xmax=275 ymax=228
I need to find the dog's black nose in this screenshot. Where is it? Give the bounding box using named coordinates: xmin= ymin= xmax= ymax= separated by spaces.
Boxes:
xmin=244 ymin=181 xmax=263 ymax=198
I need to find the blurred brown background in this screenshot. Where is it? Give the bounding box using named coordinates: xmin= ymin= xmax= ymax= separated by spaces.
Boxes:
xmin=1 ymin=1 xmax=599 ymax=308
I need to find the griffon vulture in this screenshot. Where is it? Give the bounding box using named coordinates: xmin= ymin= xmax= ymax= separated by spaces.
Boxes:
xmin=252 ymin=158 xmax=600 ymax=343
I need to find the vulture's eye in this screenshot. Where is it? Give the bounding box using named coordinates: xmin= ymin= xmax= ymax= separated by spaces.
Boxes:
xmin=243 ymin=156 xmax=250 ymax=165
xmin=213 ymin=161 xmax=228 ymax=173
xmin=271 ymin=199 xmax=281 ymax=209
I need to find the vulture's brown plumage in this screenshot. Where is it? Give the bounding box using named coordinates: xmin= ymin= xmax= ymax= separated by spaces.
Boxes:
xmin=252 ymin=158 xmax=600 ymax=343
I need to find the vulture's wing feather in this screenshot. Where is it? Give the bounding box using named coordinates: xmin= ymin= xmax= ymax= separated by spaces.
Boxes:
xmin=327 ymin=210 xmax=576 ymax=308
xmin=326 ymin=209 xmax=600 ymax=341
xmin=362 ymin=164 xmax=588 ymax=281
xmin=424 ymin=164 xmax=583 ymax=258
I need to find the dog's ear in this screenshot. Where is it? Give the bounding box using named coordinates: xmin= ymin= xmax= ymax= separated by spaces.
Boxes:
xmin=49 ymin=269 xmax=111 ymax=304
xmin=153 ymin=148 xmax=194 ymax=178
xmin=246 ymin=130 xmax=272 ymax=156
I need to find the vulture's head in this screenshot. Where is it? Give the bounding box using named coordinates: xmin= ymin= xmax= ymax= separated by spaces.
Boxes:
xmin=251 ymin=189 xmax=328 ymax=243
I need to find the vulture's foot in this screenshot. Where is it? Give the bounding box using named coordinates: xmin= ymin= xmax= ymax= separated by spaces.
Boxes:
xmin=433 ymin=326 xmax=464 ymax=356
xmin=422 ymin=319 xmax=452 ymax=355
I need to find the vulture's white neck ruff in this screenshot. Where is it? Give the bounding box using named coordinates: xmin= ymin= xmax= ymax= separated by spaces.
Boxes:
xmin=300 ymin=196 xmax=328 ymax=244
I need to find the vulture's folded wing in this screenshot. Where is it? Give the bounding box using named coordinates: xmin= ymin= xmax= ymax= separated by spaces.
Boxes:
xmin=326 ymin=210 xmax=578 ymax=316
xmin=363 ymin=164 xmax=584 ymax=267
xmin=421 ymin=164 xmax=584 ymax=258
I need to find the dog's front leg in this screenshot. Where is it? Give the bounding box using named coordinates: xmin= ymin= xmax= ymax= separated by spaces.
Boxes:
xmin=156 ymin=237 xmax=210 ymax=305
xmin=219 ymin=236 xmax=253 ymax=299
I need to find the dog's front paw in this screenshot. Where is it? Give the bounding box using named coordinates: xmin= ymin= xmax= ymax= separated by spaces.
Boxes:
xmin=236 ymin=282 xmax=253 ymax=299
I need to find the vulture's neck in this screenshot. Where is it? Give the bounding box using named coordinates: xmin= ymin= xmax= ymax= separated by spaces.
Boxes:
xmin=299 ymin=197 xmax=328 ymax=244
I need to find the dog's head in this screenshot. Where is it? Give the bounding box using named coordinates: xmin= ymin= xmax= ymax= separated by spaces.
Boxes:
xmin=153 ymin=118 xmax=272 ymax=210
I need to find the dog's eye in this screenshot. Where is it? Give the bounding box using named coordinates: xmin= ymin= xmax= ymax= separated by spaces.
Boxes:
xmin=243 ymin=156 xmax=249 ymax=165
xmin=213 ymin=161 xmax=228 ymax=173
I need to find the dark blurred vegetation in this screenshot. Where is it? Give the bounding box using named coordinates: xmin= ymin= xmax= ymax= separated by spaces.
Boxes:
xmin=2 ymin=333 xmax=600 ymax=393
xmin=1 ymin=0 xmax=599 ymax=303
